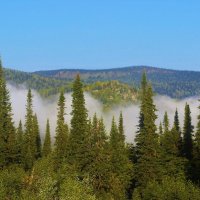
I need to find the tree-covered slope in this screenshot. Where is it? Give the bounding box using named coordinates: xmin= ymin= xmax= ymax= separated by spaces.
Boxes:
xmin=35 ymin=66 xmax=200 ymax=98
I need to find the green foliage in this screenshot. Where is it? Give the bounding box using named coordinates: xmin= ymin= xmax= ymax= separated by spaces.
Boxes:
xmin=85 ymin=80 xmax=138 ymax=109
xmin=69 ymin=75 xmax=90 ymax=175
xmin=0 ymin=60 xmax=17 ymax=167
xmin=133 ymin=177 xmax=200 ymax=200
xmin=42 ymin=119 xmax=52 ymax=157
xmin=54 ymin=91 xmax=69 ymax=168
xmin=183 ymin=103 xmax=193 ymax=160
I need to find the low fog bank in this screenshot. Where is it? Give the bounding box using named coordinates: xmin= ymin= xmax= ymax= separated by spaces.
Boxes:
xmin=8 ymin=83 xmax=200 ymax=143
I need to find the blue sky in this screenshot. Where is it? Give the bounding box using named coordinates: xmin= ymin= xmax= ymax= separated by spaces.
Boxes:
xmin=0 ymin=0 xmax=200 ymax=72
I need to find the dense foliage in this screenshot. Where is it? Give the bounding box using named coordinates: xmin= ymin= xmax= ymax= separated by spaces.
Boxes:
xmin=1 ymin=60 xmax=200 ymax=199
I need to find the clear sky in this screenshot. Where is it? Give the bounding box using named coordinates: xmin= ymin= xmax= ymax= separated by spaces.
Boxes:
xmin=0 ymin=0 xmax=200 ymax=72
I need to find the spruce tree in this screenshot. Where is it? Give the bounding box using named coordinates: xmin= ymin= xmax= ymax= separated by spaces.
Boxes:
xmin=183 ymin=103 xmax=193 ymax=160
xmin=174 ymin=108 xmax=181 ymax=133
xmin=109 ymin=116 xmax=132 ymax=199
xmin=16 ymin=120 xmax=23 ymax=164
xmin=192 ymin=101 xmax=200 ymax=182
xmin=42 ymin=119 xmax=52 ymax=157
xmin=54 ymin=91 xmax=68 ymax=167
xmin=159 ymin=122 xmax=163 ymax=135
xmin=89 ymin=115 xmax=111 ymax=197
xmin=137 ymin=72 xmax=148 ymax=133
xmin=69 ymin=74 xmax=90 ymax=174
xmin=161 ymin=126 xmax=186 ymax=179
xmin=33 ymin=114 xmax=41 ymax=159
xmin=135 ymin=83 xmax=162 ymax=188
xmin=0 ymin=59 xmax=17 ymax=167
xmin=23 ymin=89 xmax=35 ymax=170
xmin=163 ymin=111 xmax=170 ymax=134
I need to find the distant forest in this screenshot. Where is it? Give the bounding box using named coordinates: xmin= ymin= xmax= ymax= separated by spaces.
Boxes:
xmin=1 ymin=59 xmax=200 ymax=199
xmin=5 ymin=66 xmax=200 ymax=101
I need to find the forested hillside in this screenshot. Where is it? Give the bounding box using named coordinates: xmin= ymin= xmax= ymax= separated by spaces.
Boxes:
xmin=1 ymin=59 xmax=200 ymax=199
xmin=35 ymin=66 xmax=200 ymax=98
xmin=5 ymin=66 xmax=200 ymax=99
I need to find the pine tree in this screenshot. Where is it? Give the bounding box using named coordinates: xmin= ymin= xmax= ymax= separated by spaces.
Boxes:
xmin=163 ymin=111 xmax=170 ymax=134
xmin=159 ymin=122 xmax=163 ymax=135
xmin=182 ymin=103 xmax=193 ymax=160
xmin=33 ymin=114 xmax=41 ymax=159
xmin=88 ymin=115 xmax=111 ymax=197
xmin=0 ymin=59 xmax=17 ymax=167
xmin=192 ymin=100 xmax=200 ymax=182
xmin=109 ymin=116 xmax=132 ymax=199
xmin=54 ymin=91 xmax=68 ymax=167
xmin=161 ymin=126 xmax=186 ymax=179
xmin=174 ymin=109 xmax=181 ymax=133
xmin=173 ymin=109 xmax=182 ymax=154
xmin=135 ymin=83 xmax=162 ymax=188
xmin=23 ymin=89 xmax=35 ymax=170
xmin=137 ymin=72 xmax=148 ymax=133
xmin=42 ymin=119 xmax=52 ymax=157
xmin=16 ymin=120 xmax=23 ymax=164
xmin=69 ymin=74 xmax=90 ymax=174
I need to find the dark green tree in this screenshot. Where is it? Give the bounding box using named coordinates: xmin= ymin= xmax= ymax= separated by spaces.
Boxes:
xmin=174 ymin=108 xmax=181 ymax=133
xmin=16 ymin=120 xmax=24 ymax=164
xmin=159 ymin=122 xmax=163 ymax=135
xmin=192 ymin=100 xmax=200 ymax=182
xmin=182 ymin=103 xmax=193 ymax=160
xmin=69 ymin=74 xmax=90 ymax=175
xmin=163 ymin=111 xmax=170 ymax=134
xmin=54 ymin=91 xmax=68 ymax=167
xmin=0 ymin=59 xmax=17 ymax=167
xmin=23 ymin=89 xmax=35 ymax=170
xmin=42 ymin=119 xmax=52 ymax=157
xmin=33 ymin=114 xmax=41 ymax=159
xmin=135 ymin=83 xmax=162 ymax=189
xmin=109 ymin=116 xmax=132 ymax=199
xmin=161 ymin=126 xmax=186 ymax=179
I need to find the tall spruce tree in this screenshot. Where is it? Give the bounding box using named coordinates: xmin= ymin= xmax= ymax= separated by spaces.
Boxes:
xmin=23 ymin=89 xmax=35 ymax=170
xmin=89 ymin=115 xmax=111 ymax=197
xmin=33 ymin=114 xmax=41 ymax=159
xmin=0 ymin=59 xmax=17 ymax=167
xmin=174 ymin=109 xmax=181 ymax=133
xmin=135 ymin=80 xmax=162 ymax=189
xmin=42 ymin=119 xmax=52 ymax=157
xmin=109 ymin=116 xmax=132 ymax=199
xmin=16 ymin=120 xmax=23 ymax=164
xmin=192 ymin=100 xmax=200 ymax=182
xmin=69 ymin=74 xmax=90 ymax=174
xmin=54 ymin=91 xmax=68 ymax=167
xmin=161 ymin=126 xmax=186 ymax=179
xmin=137 ymin=72 xmax=148 ymax=133
xmin=183 ymin=103 xmax=193 ymax=160
xmin=163 ymin=111 xmax=170 ymax=134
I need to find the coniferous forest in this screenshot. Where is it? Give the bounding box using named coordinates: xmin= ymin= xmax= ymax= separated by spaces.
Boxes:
xmin=1 ymin=58 xmax=200 ymax=200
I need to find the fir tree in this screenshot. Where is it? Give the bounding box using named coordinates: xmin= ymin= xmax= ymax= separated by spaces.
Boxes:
xmin=135 ymin=83 xmax=162 ymax=188
xmin=23 ymin=89 xmax=35 ymax=170
xmin=174 ymin=108 xmax=181 ymax=133
xmin=16 ymin=120 xmax=23 ymax=164
xmin=33 ymin=114 xmax=41 ymax=159
xmin=69 ymin=74 xmax=90 ymax=174
xmin=192 ymin=100 xmax=200 ymax=182
xmin=163 ymin=111 xmax=170 ymax=134
xmin=137 ymin=72 xmax=148 ymax=133
xmin=109 ymin=116 xmax=132 ymax=199
xmin=54 ymin=91 xmax=68 ymax=167
xmin=161 ymin=126 xmax=186 ymax=179
xmin=159 ymin=122 xmax=163 ymax=135
xmin=0 ymin=59 xmax=17 ymax=167
xmin=42 ymin=119 xmax=52 ymax=157
xmin=183 ymin=103 xmax=193 ymax=160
